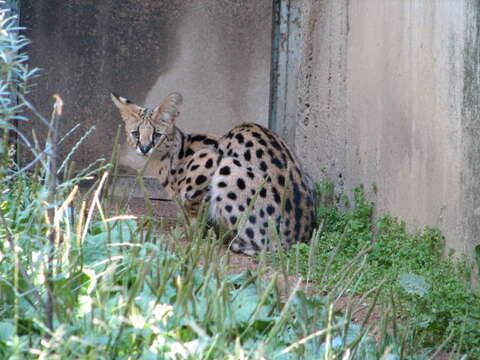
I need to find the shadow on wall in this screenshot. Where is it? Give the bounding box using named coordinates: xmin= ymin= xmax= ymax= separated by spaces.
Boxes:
xmin=20 ymin=0 xmax=185 ymax=168
xmin=20 ymin=0 xmax=273 ymax=174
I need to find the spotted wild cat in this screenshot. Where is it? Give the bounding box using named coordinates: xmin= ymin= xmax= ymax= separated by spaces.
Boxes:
xmin=111 ymin=92 xmax=315 ymax=255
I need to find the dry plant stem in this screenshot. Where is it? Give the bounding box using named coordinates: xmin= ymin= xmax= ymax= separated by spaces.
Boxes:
xmin=2 ymin=147 xmax=41 ymax=179
xmin=344 ymin=233 xmax=377 ymax=270
xmin=54 ymin=185 xmax=78 ymax=244
xmin=333 ymin=229 xmax=378 ymax=286
xmin=267 ymin=278 xmax=302 ymax=341
xmin=430 ymin=326 xmax=456 ymax=360
xmin=105 ymin=126 xmax=122 ymax=207
xmin=45 ymin=94 xmax=63 ymax=334
xmin=16 ymin=91 xmax=55 ymax=132
xmin=80 ymin=171 xmax=110 ymax=244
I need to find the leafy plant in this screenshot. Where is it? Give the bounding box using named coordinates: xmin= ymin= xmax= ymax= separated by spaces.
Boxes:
xmin=2 ymin=166 xmax=447 ymax=359
xmin=285 ymin=181 xmax=480 ymax=358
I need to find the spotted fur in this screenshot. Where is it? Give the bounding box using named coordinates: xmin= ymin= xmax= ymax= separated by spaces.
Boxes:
xmin=111 ymin=92 xmax=315 ymax=255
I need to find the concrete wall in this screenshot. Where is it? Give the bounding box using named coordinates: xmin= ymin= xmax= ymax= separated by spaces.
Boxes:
xmin=294 ymin=0 xmax=480 ymax=255
xmin=20 ymin=1 xmax=272 ymax=173
xmin=19 ymin=0 xmax=480 ymax=255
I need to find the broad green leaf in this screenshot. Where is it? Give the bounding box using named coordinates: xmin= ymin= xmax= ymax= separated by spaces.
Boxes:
xmin=398 ymin=273 xmax=430 ymax=297
xmin=231 ymin=285 xmax=260 ymax=324
xmin=0 ymin=321 xmax=15 ymax=343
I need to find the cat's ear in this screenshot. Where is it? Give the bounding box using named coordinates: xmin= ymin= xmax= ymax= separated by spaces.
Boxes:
xmin=152 ymin=92 xmax=183 ymax=124
xmin=110 ymin=92 xmax=141 ymax=120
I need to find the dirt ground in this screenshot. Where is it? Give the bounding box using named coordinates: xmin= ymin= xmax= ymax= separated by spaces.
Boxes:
xmin=124 ymin=197 xmax=270 ymax=272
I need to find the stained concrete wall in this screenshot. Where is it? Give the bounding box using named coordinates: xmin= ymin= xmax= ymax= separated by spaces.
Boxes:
xmin=295 ymin=0 xmax=480 ymax=255
xmin=20 ymin=1 xmax=272 ymax=174
xmin=19 ymin=0 xmax=480 ymax=256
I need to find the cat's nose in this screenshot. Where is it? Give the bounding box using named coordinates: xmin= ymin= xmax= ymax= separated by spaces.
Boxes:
xmin=139 ymin=145 xmax=151 ymax=155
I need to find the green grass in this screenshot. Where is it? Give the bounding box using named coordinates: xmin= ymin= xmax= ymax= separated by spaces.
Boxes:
xmin=3 ymin=170 xmax=474 ymax=359
xmin=0 ymin=169 xmax=418 ymax=359
xmin=282 ymin=183 xmax=480 ymax=358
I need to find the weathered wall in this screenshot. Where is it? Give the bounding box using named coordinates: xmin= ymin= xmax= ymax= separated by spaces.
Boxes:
xmin=19 ymin=0 xmax=480 ymax=256
xmin=295 ymin=0 xmax=480 ymax=255
xmin=20 ymin=1 xmax=272 ymax=173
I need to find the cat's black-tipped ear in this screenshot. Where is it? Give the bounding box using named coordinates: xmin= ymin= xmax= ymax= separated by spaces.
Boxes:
xmin=110 ymin=92 xmax=133 ymax=107
xmin=152 ymin=92 xmax=183 ymax=123
xmin=110 ymin=92 xmax=141 ymax=119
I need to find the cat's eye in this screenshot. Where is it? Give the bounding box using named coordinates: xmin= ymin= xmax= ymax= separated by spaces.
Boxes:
xmin=131 ymin=130 xmax=140 ymax=140
xmin=154 ymin=131 xmax=163 ymax=139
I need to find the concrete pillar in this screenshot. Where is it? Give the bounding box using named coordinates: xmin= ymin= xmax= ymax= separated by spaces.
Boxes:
xmin=295 ymin=0 xmax=480 ymax=255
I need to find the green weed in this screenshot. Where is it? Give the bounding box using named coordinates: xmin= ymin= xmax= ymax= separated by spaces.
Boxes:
xmin=0 ymin=167 xmax=412 ymax=359
xmin=285 ymin=182 xmax=480 ymax=358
